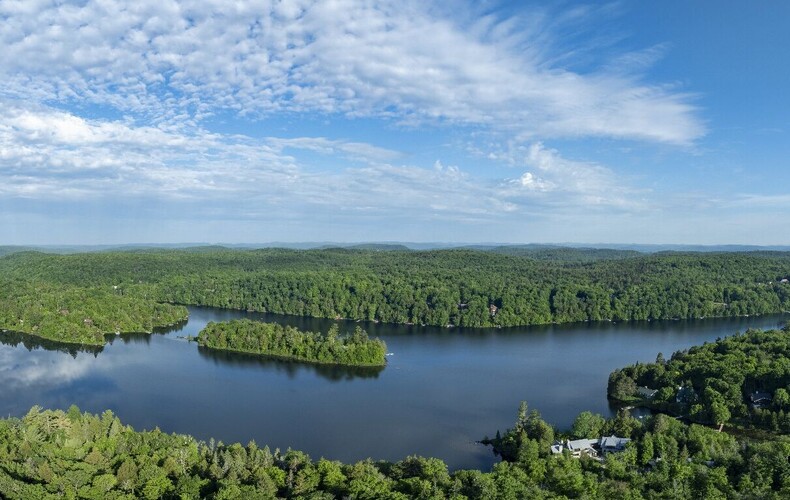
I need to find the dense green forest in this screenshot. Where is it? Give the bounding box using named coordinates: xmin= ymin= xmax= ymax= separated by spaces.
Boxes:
xmin=197 ymin=320 xmax=387 ymax=367
xmin=608 ymin=323 xmax=790 ymax=432
xmin=1 ymin=403 xmax=788 ymax=499
xmin=0 ymin=282 xmax=188 ymax=346
xmin=1 ymin=247 xmax=789 ymax=329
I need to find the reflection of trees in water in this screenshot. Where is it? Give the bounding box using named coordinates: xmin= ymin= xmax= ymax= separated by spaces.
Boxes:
xmin=106 ymin=332 xmax=152 ymax=346
xmin=197 ymin=346 xmax=384 ymax=381
xmin=0 ymin=330 xmax=103 ymax=358
xmin=153 ymin=318 xmax=188 ymax=335
xmin=103 ymin=318 xmax=190 ymax=347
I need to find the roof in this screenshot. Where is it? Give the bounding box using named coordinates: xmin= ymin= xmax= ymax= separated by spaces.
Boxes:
xmin=600 ymin=436 xmax=630 ymax=449
xmin=566 ymin=439 xmax=598 ymax=451
xmin=636 ymin=386 xmax=658 ymax=398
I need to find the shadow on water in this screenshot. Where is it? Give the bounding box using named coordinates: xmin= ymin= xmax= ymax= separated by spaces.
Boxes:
xmin=102 ymin=318 xmax=191 ymax=346
xmin=0 ymin=329 xmax=104 ymax=357
xmin=105 ymin=332 xmax=154 ymax=345
xmin=152 ymin=318 xmax=189 ymax=335
xmin=197 ymin=345 xmax=385 ymax=381
xmin=229 ymin=305 xmax=789 ymax=341
xmin=0 ymin=317 xmax=190 ymax=355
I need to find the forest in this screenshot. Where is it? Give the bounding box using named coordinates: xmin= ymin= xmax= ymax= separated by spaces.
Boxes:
xmin=608 ymin=322 xmax=790 ymax=432
xmin=0 ymin=282 xmax=188 ymax=346
xmin=197 ymin=320 xmax=387 ymax=367
xmin=1 ymin=247 xmax=789 ymax=331
xmin=1 ymin=402 xmax=788 ymax=499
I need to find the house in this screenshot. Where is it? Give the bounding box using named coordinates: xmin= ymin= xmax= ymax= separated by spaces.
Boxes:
xmin=489 ymin=304 xmax=498 ymax=316
xmin=749 ymin=391 xmax=772 ymax=409
xmin=636 ymin=386 xmax=658 ymax=399
xmin=781 ymin=278 xmax=789 ymax=284
xmin=551 ymin=435 xmax=631 ymax=459
xmin=565 ymin=439 xmax=599 ymax=458
xmin=599 ymin=435 xmax=630 ymax=454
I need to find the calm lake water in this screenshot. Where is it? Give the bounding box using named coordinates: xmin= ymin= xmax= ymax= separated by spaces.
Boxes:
xmin=1 ymin=307 xmax=787 ymax=470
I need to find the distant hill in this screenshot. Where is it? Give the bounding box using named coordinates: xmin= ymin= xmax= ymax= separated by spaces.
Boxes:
xmin=485 ymin=245 xmax=642 ymax=262
xmin=341 ymin=243 xmax=411 ymax=252
xmin=0 ymin=246 xmax=35 ymax=257
xmin=2 ymin=241 xmax=790 ymax=255
xmin=554 ymin=243 xmax=790 ymax=253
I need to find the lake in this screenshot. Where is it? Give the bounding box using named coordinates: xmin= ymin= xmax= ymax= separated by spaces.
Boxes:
xmin=1 ymin=307 xmax=787 ymax=470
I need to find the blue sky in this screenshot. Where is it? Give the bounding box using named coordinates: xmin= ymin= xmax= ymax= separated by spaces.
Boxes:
xmin=1 ymin=0 xmax=788 ymax=245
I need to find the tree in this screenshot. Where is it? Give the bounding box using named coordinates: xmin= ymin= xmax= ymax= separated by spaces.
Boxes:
xmin=710 ymin=402 xmax=731 ymax=432
xmin=570 ymin=411 xmax=605 ymax=439
xmin=774 ymin=388 xmax=790 ymax=411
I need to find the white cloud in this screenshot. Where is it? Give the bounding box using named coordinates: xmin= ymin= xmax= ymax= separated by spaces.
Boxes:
xmin=0 ymin=0 xmax=703 ymax=143
xmin=517 ymin=172 xmax=553 ymax=192
xmin=0 ymin=346 xmax=93 ymax=390
xmin=0 ymin=104 xmax=298 ymax=199
xmin=727 ymin=194 xmax=790 ymax=209
xmin=0 ymin=103 xmax=511 ymax=220
xmin=265 ymin=137 xmax=402 ymax=164
xmin=497 ymin=142 xmax=645 ymax=210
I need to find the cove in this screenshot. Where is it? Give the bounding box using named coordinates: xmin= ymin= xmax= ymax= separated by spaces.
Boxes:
xmin=1 ymin=306 xmax=786 ymax=471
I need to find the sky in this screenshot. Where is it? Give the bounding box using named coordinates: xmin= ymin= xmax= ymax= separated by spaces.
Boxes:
xmin=1 ymin=0 xmax=789 ymax=245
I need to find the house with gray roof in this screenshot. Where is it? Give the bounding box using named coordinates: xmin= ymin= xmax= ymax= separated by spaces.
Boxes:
xmin=600 ymin=435 xmax=630 ymax=454
xmin=636 ymin=386 xmax=658 ymax=399
xmin=565 ymin=438 xmax=599 ymax=458
xmin=550 ymin=435 xmax=632 ymax=459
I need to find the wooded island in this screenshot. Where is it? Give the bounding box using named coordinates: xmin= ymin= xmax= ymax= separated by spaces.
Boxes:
xmin=196 ymin=319 xmax=387 ymax=367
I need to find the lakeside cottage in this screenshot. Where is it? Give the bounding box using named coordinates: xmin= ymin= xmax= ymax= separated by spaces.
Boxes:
xmin=551 ymin=435 xmax=631 ymax=459
xmin=636 ymin=386 xmax=658 ymax=399
xmin=600 ymin=435 xmax=631 ymax=453
xmin=565 ymin=439 xmax=599 ymax=458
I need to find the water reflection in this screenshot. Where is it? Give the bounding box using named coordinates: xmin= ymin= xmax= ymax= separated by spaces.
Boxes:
xmin=106 ymin=332 xmax=153 ymax=345
xmin=0 ymin=343 xmax=99 ymax=392
xmin=197 ymin=345 xmax=385 ymax=380
xmin=152 ymin=318 xmax=189 ymax=335
xmin=0 ymin=329 xmax=103 ymax=357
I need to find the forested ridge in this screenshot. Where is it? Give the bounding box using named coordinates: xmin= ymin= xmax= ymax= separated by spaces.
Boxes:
xmin=1 ymin=403 xmax=789 ymax=499
xmin=609 ymin=323 xmax=790 ymax=432
xmin=197 ymin=320 xmax=387 ymax=367
xmin=1 ymin=247 xmax=789 ymax=329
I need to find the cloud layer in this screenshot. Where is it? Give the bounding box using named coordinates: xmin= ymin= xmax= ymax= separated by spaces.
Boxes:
xmin=4 ymin=1 xmax=758 ymax=244
xmin=0 ymin=0 xmax=702 ymax=143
